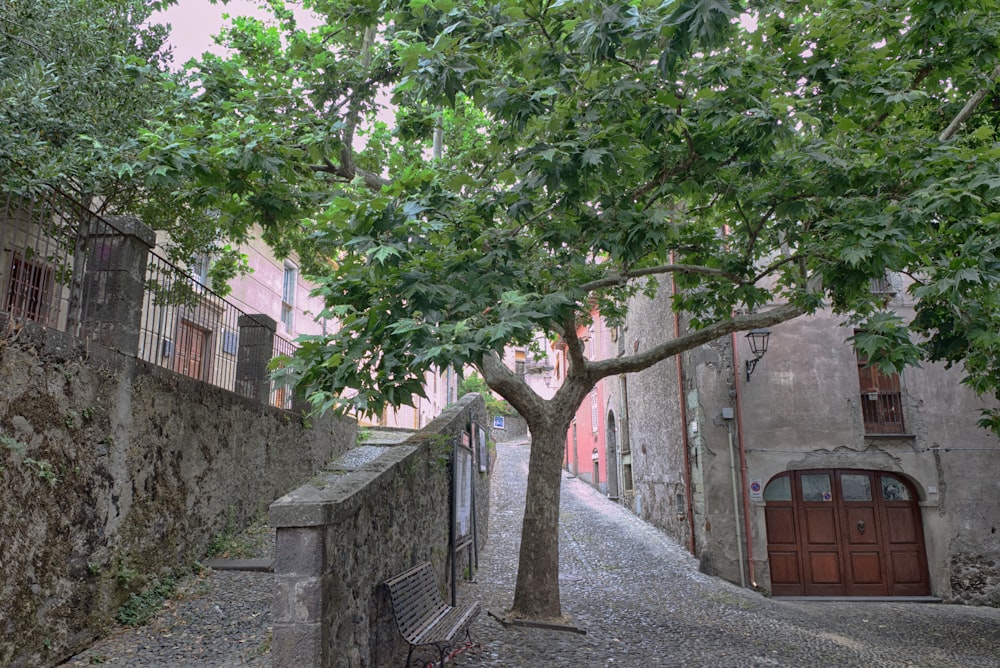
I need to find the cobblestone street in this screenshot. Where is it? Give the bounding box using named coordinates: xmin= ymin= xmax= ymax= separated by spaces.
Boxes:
xmin=66 ymin=439 xmax=1000 ymax=667
xmin=451 ymin=440 xmax=1000 ymax=667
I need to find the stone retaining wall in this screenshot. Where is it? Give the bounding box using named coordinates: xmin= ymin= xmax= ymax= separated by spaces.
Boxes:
xmin=270 ymin=393 xmax=491 ymax=668
xmin=0 ymin=320 xmax=354 ymax=667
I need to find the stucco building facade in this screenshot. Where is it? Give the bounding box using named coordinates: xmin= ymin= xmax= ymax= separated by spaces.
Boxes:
xmin=613 ymin=279 xmax=1000 ymax=604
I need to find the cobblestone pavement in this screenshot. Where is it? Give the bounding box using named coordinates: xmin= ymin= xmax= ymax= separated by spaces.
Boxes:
xmin=451 ymin=440 xmax=1000 ymax=668
xmin=64 ymin=439 xmax=1000 ymax=667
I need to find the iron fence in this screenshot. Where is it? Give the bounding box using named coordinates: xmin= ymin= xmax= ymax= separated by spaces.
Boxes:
xmin=1 ymin=188 xmax=297 ymax=409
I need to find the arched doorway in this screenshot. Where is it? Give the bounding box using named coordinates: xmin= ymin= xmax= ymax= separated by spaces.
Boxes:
xmin=606 ymin=411 xmax=619 ymax=499
xmin=764 ymin=469 xmax=930 ymax=597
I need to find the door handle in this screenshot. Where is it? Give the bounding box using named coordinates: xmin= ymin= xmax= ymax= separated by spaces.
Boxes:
xmin=857 ymin=520 xmax=866 ymax=533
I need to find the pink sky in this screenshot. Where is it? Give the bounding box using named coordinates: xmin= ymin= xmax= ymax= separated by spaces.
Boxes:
xmin=156 ymin=0 xmax=321 ymax=65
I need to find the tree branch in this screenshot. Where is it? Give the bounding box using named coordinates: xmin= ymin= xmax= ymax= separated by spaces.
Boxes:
xmin=480 ymin=352 xmax=545 ymax=418
xmin=632 ymin=126 xmax=696 ymax=203
xmin=580 ymin=263 xmax=743 ymax=292
xmin=939 ymin=63 xmax=1000 ymax=141
xmin=585 ymin=299 xmax=806 ymax=381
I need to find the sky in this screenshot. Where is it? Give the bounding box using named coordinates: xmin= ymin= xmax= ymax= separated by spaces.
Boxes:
xmin=155 ymin=0 xmax=321 ymax=66
xmin=156 ymin=0 xmax=262 ymax=64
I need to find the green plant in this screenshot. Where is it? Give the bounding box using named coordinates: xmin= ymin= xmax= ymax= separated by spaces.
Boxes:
xmin=248 ymin=631 xmax=272 ymax=659
xmin=115 ymin=565 xmax=137 ymax=587
xmin=116 ymin=577 xmax=177 ymax=626
xmin=356 ymin=427 xmax=372 ymax=445
xmin=1 ymin=434 xmax=26 ymax=455
xmin=206 ymin=508 xmax=256 ymax=559
xmin=458 ymin=375 xmax=515 ymax=421
xmin=24 ymin=457 xmax=59 ymax=487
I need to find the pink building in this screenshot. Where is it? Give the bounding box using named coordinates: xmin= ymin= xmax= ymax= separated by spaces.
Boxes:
xmin=562 ymin=314 xmax=615 ymax=493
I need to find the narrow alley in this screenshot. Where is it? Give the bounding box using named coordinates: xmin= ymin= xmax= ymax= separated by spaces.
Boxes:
xmin=452 ymin=440 xmax=1000 ymax=667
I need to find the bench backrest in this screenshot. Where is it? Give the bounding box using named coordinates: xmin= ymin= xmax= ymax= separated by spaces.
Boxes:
xmin=384 ymin=562 xmax=449 ymax=642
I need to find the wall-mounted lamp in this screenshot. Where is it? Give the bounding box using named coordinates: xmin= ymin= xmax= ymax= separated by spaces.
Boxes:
xmin=744 ymin=328 xmax=771 ymax=381
xmin=543 ymin=369 xmax=553 ymax=387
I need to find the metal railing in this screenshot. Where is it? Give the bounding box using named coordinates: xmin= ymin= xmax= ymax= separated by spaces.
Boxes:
xmin=1 ymin=188 xmax=297 ymax=409
xmin=0 ymin=189 xmax=109 ymax=335
xmin=861 ymin=390 xmax=906 ymax=434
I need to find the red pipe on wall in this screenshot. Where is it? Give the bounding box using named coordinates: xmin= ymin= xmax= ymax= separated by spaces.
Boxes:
xmin=730 ymin=331 xmax=758 ymax=588
xmin=672 ymin=270 xmax=697 ymax=554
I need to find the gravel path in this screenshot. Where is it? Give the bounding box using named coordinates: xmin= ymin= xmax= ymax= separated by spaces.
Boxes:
xmin=63 ymin=438 xmax=1000 ymax=667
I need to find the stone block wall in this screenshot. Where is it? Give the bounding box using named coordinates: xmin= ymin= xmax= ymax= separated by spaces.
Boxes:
xmin=0 ymin=320 xmax=355 ymax=667
xmin=270 ymin=393 xmax=491 ymax=668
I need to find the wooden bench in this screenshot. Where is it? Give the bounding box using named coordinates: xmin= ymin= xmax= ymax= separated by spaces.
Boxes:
xmin=384 ymin=562 xmax=481 ymax=667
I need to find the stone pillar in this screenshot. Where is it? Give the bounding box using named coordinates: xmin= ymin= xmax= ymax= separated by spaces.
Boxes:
xmin=80 ymin=215 xmax=155 ymax=354
xmin=271 ymin=514 xmax=330 ymax=667
xmin=236 ymin=314 xmax=277 ymax=404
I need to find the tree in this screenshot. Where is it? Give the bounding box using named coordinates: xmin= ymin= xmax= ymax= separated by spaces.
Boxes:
xmin=458 ymin=373 xmax=514 ymax=423
xmin=0 ymin=0 xmax=169 ymax=196
xmin=151 ymin=0 xmax=1000 ymax=619
xmin=0 ymin=0 xmax=259 ymax=287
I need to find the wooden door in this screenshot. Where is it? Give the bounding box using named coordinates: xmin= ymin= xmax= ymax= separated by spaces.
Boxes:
xmin=879 ymin=474 xmax=931 ymax=596
xmin=797 ymin=472 xmax=846 ymax=596
xmin=764 ymin=469 xmax=930 ymax=597
xmin=838 ymin=471 xmax=888 ymax=596
xmin=174 ymin=320 xmax=208 ymax=380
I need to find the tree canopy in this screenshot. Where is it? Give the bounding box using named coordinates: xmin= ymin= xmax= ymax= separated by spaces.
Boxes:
xmin=143 ymin=0 xmax=1000 ymax=617
xmin=149 ymin=0 xmax=1000 ymax=424
xmin=0 ymin=0 xmax=169 ymax=197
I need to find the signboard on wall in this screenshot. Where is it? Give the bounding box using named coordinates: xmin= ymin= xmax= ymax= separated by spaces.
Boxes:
xmin=477 ymin=425 xmax=488 ymax=473
xmin=455 ymin=443 xmax=473 ymax=539
xmin=450 ymin=431 xmax=478 ymax=605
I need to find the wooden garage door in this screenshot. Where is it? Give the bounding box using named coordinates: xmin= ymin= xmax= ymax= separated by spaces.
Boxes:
xmin=764 ymin=469 xmax=930 ymax=597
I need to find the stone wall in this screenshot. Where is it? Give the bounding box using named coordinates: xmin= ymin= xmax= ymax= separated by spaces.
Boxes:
xmin=0 ymin=320 xmax=355 ymax=667
xmin=270 ymin=393 xmax=491 ymax=668
xmin=492 ymin=413 xmax=528 ymax=443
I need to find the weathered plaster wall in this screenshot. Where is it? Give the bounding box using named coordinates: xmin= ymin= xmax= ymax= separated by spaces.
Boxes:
xmin=620 ymin=288 xmax=1000 ymax=604
xmin=737 ymin=309 xmax=1000 ymax=603
xmin=620 ymin=283 xmax=690 ymax=549
xmin=270 ymin=393 xmax=491 ymax=668
xmin=0 ymin=321 xmax=355 ymax=667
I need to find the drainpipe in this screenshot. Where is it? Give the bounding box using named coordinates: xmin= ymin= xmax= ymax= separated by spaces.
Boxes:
xmin=617 ymin=374 xmax=629 ymax=501
xmin=731 ymin=331 xmax=758 ymax=589
xmin=672 ymin=269 xmax=697 ymax=553
xmin=727 ymin=422 xmax=747 ymax=588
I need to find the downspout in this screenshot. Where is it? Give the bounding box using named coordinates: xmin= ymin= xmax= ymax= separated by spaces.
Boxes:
xmin=672 ymin=269 xmax=697 ymax=553
xmin=617 ymin=374 xmax=628 ymax=501
xmin=731 ymin=331 xmax=758 ymax=589
xmin=727 ymin=424 xmax=747 ymax=588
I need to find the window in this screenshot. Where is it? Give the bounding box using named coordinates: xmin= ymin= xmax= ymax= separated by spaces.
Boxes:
xmin=763 ymin=475 xmax=791 ymax=502
xmin=857 ymin=350 xmax=905 ymax=434
xmin=622 ymin=454 xmax=634 ymax=493
xmin=191 ymin=254 xmax=211 ymax=289
xmin=590 ymin=390 xmax=599 ymax=434
xmin=5 ymin=250 xmax=53 ymax=324
xmin=281 ymin=262 xmax=297 ymax=332
xmin=514 ymin=349 xmax=526 ymax=377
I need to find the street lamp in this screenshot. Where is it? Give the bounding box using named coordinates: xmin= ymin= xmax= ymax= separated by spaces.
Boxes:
xmin=744 ymin=328 xmax=771 ymax=382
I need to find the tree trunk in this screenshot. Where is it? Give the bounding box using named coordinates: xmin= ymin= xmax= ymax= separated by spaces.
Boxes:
xmin=511 ymin=419 xmax=568 ymax=619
